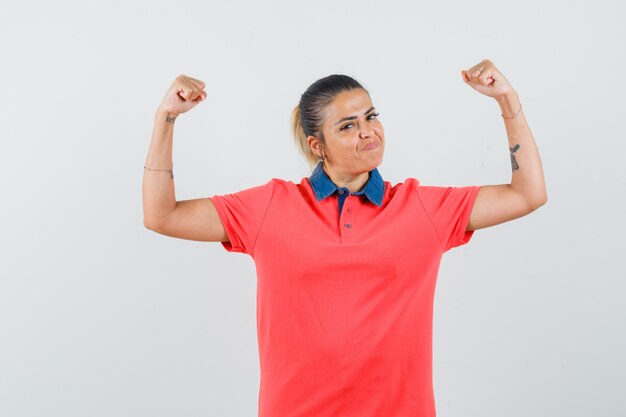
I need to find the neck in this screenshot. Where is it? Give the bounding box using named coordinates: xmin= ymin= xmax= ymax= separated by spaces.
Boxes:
xmin=323 ymin=163 xmax=370 ymax=193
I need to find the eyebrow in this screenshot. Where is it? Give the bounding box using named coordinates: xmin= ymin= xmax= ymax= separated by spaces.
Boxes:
xmin=334 ymin=106 xmax=376 ymax=126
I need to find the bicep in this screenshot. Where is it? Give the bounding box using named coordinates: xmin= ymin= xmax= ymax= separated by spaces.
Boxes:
xmin=148 ymin=198 xmax=229 ymax=243
xmin=466 ymin=184 xmax=537 ymax=231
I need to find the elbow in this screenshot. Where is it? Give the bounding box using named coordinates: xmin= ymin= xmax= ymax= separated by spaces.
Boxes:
xmin=528 ymin=193 xmax=548 ymax=211
xmin=144 ymin=208 xmax=174 ymax=233
xmin=510 ymin=183 xmax=548 ymax=212
xmin=143 ymin=217 xmax=162 ymax=232
xmin=537 ymin=190 xmax=549 ymax=207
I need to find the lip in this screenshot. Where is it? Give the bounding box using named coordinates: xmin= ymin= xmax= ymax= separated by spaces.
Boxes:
xmin=362 ymin=142 xmax=380 ymax=151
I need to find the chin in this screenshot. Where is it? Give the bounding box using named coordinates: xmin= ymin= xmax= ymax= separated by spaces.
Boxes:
xmin=371 ymin=152 xmax=384 ymax=166
xmin=364 ymin=156 xmax=383 ymax=171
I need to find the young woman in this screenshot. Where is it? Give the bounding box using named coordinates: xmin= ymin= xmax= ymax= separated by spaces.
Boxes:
xmin=142 ymin=60 xmax=547 ymax=417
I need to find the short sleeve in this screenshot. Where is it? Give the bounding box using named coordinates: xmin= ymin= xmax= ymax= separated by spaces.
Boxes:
xmin=415 ymin=183 xmax=481 ymax=252
xmin=208 ymin=179 xmax=276 ymax=256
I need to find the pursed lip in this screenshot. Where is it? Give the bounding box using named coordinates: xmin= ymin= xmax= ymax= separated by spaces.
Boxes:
xmin=362 ymin=141 xmax=380 ymax=150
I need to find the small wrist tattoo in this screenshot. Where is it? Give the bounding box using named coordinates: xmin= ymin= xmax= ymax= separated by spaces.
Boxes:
xmin=510 ymin=143 xmax=520 ymax=171
xmin=165 ymin=114 xmax=176 ymax=123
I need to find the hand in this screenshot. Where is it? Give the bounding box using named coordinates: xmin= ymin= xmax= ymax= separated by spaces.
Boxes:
xmin=157 ymin=74 xmax=207 ymax=117
xmin=461 ymin=59 xmax=515 ymax=99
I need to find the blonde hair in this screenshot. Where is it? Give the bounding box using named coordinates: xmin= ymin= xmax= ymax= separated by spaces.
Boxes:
xmin=291 ymin=104 xmax=321 ymax=172
xmin=291 ymin=74 xmax=368 ymax=172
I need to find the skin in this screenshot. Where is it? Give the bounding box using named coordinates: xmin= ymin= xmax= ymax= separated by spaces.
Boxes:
xmin=306 ymin=88 xmax=384 ymax=193
xmin=460 ymin=59 xmax=548 ymax=231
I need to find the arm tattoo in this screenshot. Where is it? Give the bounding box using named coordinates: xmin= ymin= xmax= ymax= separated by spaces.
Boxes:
xmin=165 ymin=114 xmax=176 ymax=123
xmin=509 ymin=144 xmax=520 ymax=171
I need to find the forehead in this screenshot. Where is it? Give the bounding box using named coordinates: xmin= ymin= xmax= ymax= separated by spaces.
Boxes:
xmin=326 ymin=89 xmax=372 ymax=116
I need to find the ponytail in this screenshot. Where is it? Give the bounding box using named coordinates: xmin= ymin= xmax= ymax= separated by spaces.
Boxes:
xmin=291 ymin=104 xmax=318 ymax=171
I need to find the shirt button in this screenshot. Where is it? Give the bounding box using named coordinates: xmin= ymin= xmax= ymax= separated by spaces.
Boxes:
xmin=338 ymin=189 xmax=344 ymax=194
xmin=345 ymin=223 xmax=351 ymax=228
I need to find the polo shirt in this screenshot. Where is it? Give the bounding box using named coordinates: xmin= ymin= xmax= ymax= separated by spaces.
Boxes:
xmin=208 ymin=164 xmax=481 ymax=417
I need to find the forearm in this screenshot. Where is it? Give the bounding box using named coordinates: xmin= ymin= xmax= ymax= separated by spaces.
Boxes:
xmin=142 ymin=110 xmax=177 ymax=227
xmin=497 ymin=92 xmax=548 ymax=207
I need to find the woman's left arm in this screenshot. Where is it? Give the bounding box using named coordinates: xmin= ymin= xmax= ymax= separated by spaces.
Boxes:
xmin=460 ymin=59 xmax=548 ymax=232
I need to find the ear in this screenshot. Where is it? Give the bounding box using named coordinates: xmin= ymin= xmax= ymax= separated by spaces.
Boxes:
xmin=307 ymin=135 xmax=321 ymax=157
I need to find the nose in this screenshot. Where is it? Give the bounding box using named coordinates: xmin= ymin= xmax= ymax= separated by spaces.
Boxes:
xmin=359 ymin=125 xmax=374 ymax=139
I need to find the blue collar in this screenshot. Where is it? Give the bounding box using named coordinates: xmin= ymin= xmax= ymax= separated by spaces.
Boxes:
xmin=308 ymin=161 xmax=384 ymax=206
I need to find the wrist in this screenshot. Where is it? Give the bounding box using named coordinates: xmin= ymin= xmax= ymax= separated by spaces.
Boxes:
xmin=155 ymin=108 xmax=178 ymax=124
xmin=495 ymin=91 xmax=521 ymax=116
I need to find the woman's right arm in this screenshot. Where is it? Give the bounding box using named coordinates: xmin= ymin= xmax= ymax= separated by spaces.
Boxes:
xmin=142 ymin=75 xmax=228 ymax=243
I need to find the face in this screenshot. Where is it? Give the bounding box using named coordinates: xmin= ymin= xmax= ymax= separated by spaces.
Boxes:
xmin=308 ymin=88 xmax=385 ymax=175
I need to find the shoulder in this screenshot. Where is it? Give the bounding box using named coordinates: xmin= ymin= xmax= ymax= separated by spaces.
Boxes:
xmin=268 ymin=177 xmax=298 ymax=190
xmin=262 ymin=177 xmax=306 ymax=198
xmin=385 ymin=177 xmax=421 ymax=194
xmin=268 ymin=177 xmax=294 ymax=185
xmin=246 ymin=177 xmax=294 ymax=191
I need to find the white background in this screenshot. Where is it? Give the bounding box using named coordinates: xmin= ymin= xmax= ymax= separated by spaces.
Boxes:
xmin=1 ymin=0 xmax=625 ymax=416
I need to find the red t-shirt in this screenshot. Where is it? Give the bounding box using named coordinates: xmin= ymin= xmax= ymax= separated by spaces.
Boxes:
xmin=208 ymin=172 xmax=480 ymax=417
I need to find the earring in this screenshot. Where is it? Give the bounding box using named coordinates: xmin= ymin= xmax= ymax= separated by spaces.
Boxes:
xmin=319 ymin=147 xmax=326 ymax=161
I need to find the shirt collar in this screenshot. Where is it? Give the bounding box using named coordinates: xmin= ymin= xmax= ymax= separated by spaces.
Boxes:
xmin=308 ymin=161 xmax=384 ymax=207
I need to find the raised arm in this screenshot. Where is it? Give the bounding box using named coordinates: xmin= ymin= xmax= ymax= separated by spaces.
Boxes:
xmin=460 ymin=60 xmax=548 ymax=232
xmin=142 ymin=75 xmax=228 ymax=243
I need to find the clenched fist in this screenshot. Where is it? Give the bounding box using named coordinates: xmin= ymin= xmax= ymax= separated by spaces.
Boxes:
xmin=157 ymin=74 xmax=207 ymax=117
xmin=461 ymin=59 xmax=515 ymax=99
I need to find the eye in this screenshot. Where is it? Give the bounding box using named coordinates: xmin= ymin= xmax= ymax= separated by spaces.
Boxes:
xmin=339 ymin=113 xmax=380 ymax=131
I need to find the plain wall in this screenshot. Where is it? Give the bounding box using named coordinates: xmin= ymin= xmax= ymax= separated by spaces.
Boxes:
xmin=1 ymin=0 xmax=624 ymax=416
